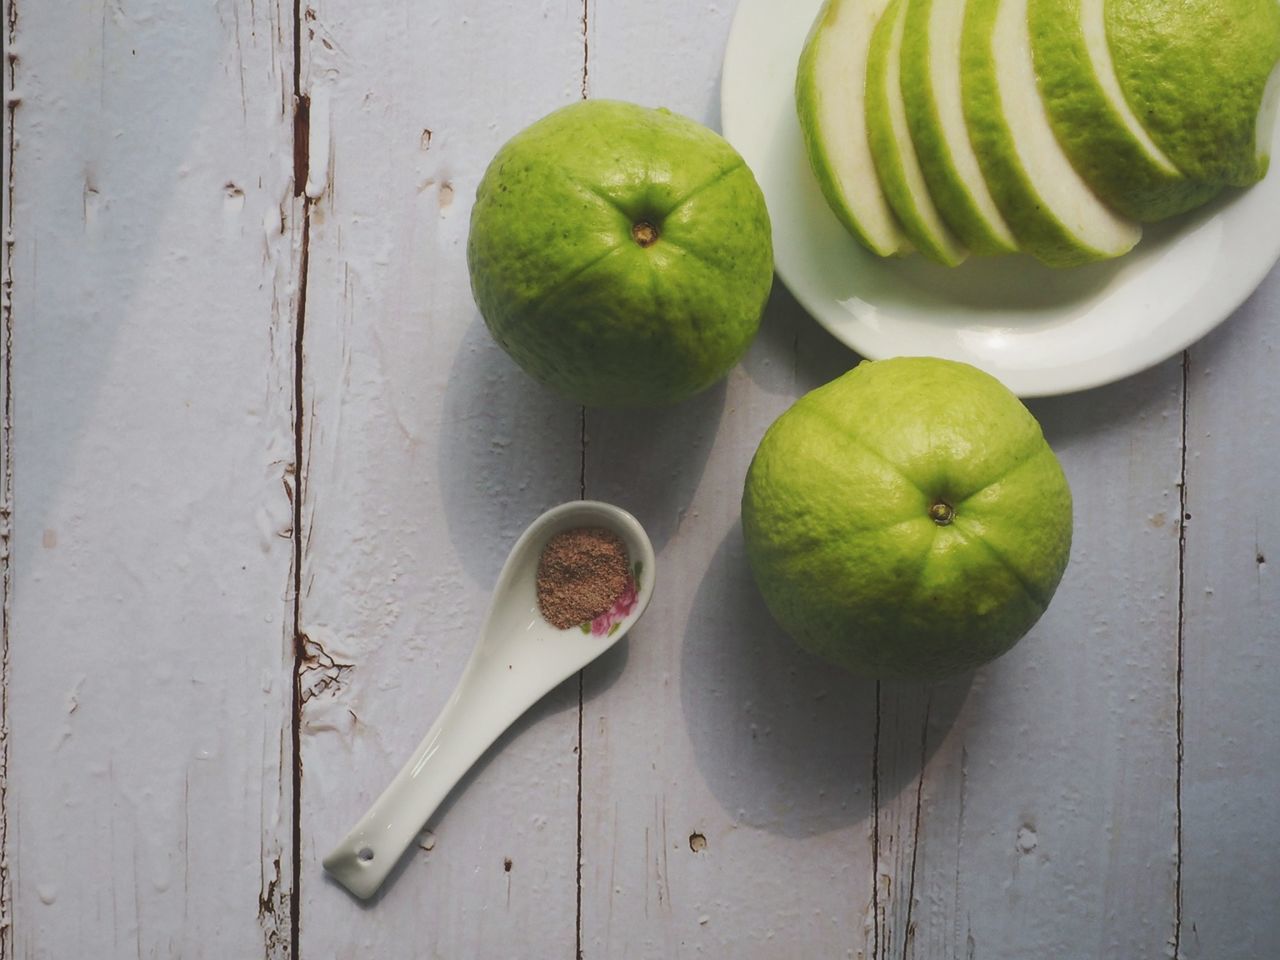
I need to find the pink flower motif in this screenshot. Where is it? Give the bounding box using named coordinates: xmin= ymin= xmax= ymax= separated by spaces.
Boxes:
xmin=615 ymin=578 xmax=638 ymax=612
xmin=587 ymin=575 xmax=639 ymax=637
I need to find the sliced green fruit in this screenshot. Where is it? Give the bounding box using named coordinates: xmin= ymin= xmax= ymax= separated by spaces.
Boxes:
xmin=1030 ymin=0 xmax=1222 ymax=221
xmin=900 ymin=0 xmax=1017 ymax=254
xmin=797 ymin=0 xmax=912 ymax=257
xmin=962 ymin=0 xmax=1140 ymax=266
xmin=1106 ymin=0 xmax=1280 ymax=188
xmin=866 ymin=0 xmax=968 ymax=265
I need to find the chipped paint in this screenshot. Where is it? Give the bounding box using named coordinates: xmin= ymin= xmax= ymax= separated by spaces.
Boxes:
xmin=303 ymin=81 xmax=329 ymax=200
xmin=1 ymin=0 xmax=20 ymax=954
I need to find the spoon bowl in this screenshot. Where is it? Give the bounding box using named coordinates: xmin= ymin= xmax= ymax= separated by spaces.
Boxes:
xmin=323 ymin=500 xmax=655 ymax=899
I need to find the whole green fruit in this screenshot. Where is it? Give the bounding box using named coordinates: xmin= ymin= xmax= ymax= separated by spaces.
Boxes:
xmin=741 ymin=357 xmax=1072 ymax=681
xmin=467 ymin=100 xmax=774 ymax=407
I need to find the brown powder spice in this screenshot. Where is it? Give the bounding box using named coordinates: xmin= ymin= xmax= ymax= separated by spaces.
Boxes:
xmin=536 ymin=527 xmax=630 ymax=629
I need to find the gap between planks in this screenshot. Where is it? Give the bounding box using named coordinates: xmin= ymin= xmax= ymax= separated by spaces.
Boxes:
xmin=0 ymin=0 xmax=19 ymax=955
xmin=288 ymin=0 xmax=313 ymax=957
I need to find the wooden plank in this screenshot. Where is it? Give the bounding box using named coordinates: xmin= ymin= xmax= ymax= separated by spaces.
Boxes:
xmin=2 ymin=0 xmax=298 ymax=956
xmin=1180 ymin=268 xmax=1280 ymax=959
xmin=292 ymin=3 xmax=587 ymax=956
xmin=581 ymin=305 xmax=880 ymax=958
xmin=580 ymin=311 xmax=881 ymax=958
xmin=878 ymin=365 xmax=1183 ymax=959
xmin=577 ymin=5 xmax=882 ymax=951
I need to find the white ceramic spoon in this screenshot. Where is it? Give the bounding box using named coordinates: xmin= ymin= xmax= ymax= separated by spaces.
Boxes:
xmin=323 ymin=500 xmax=655 ymax=899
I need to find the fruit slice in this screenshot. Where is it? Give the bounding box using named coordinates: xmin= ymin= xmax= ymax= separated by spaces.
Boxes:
xmin=900 ymin=0 xmax=1017 ymax=254
xmin=866 ymin=0 xmax=968 ymax=265
xmin=1106 ymin=0 xmax=1280 ymax=189
xmin=961 ymin=0 xmax=1140 ymax=266
xmin=1029 ymin=0 xmax=1222 ymax=221
xmin=797 ymin=0 xmax=912 ymax=257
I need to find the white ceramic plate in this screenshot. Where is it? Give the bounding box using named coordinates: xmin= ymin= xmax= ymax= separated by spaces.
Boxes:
xmin=721 ymin=0 xmax=1280 ymax=396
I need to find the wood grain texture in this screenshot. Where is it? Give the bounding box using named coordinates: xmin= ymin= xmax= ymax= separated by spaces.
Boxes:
xmin=2 ymin=0 xmax=299 ymax=956
xmin=1180 ymin=271 xmax=1280 ymax=959
xmin=292 ymin=2 xmax=586 ymax=956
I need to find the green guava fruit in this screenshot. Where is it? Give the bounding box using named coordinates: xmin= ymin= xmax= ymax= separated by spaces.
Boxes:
xmin=900 ymin=0 xmax=1018 ymax=255
xmin=1028 ymin=0 xmax=1222 ymax=221
xmin=961 ymin=0 xmax=1140 ymax=266
xmin=741 ymin=357 xmax=1073 ymax=681
xmin=796 ymin=0 xmax=913 ymax=258
xmin=467 ymin=99 xmax=774 ymax=408
xmin=901 ymin=0 xmax=1018 ymax=256
xmin=865 ymin=0 xmax=968 ymax=265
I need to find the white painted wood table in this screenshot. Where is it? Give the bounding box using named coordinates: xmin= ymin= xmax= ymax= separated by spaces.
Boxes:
xmin=2 ymin=2 xmax=1277 ymax=958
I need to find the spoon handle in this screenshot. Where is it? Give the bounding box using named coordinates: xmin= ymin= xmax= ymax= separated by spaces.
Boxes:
xmin=322 ymin=656 xmax=542 ymax=899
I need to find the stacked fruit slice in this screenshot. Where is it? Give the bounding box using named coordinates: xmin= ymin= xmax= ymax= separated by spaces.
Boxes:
xmin=797 ymin=0 xmax=1280 ymax=267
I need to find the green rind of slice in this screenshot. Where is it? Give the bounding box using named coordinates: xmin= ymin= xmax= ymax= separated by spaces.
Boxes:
xmin=1107 ymin=0 xmax=1280 ymax=188
xmin=866 ymin=0 xmax=968 ymax=265
xmin=900 ymin=0 xmax=1017 ymax=254
xmin=961 ymin=0 xmax=1139 ymax=267
xmin=796 ymin=0 xmax=912 ymax=257
xmin=1029 ymin=0 xmax=1221 ymax=221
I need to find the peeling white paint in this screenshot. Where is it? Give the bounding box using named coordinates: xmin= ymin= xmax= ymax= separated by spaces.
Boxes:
xmin=5 ymin=0 xmax=299 ymax=956
xmin=304 ymin=82 xmax=331 ymax=200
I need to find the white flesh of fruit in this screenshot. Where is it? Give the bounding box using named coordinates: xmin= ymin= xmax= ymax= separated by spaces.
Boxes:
xmin=809 ymin=0 xmax=910 ymax=255
xmin=928 ymin=0 xmax=1017 ymax=248
xmin=879 ymin=0 xmax=967 ymax=263
xmin=995 ymin=0 xmax=1139 ymax=253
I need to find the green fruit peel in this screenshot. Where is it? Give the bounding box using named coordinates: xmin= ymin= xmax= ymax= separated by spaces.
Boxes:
xmin=467 ymin=100 xmax=774 ymax=408
xmin=742 ymin=357 xmax=1073 ymax=681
